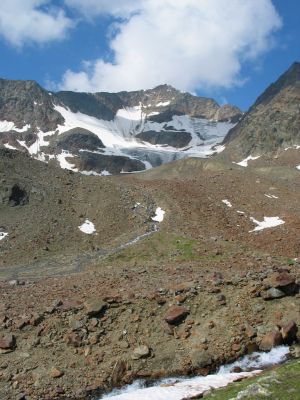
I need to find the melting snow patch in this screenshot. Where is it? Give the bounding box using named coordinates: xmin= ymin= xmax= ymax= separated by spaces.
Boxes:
xmin=222 ymin=199 xmax=232 ymax=208
xmin=56 ymin=151 xmax=78 ymax=172
xmin=100 ymin=371 xmax=261 ymax=400
xmin=237 ymin=210 xmax=245 ymax=215
xmin=249 ymin=216 xmax=285 ymax=232
xmin=264 ymin=194 xmax=278 ymax=199
xmin=235 ymin=155 xmax=260 ymax=167
xmin=152 ymin=207 xmax=165 ymax=222
xmin=296 ymin=165 xmax=300 ymax=171
xmin=0 ymin=232 xmax=8 ymax=241
xmin=78 ymin=220 xmax=96 ymax=234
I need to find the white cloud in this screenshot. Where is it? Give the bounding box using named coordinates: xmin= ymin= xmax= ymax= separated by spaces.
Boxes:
xmin=65 ymin=0 xmax=143 ymax=18
xmin=0 ymin=0 xmax=73 ymax=47
xmin=61 ymin=0 xmax=282 ymax=93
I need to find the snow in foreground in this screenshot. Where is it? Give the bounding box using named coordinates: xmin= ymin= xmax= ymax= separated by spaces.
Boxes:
xmin=101 ymin=347 xmax=289 ymax=400
xmin=78 ymin=220 xmax=96 ymax=234
xmin=0 ymin=231 xmax=8 ymax=241
xmin=249 ymin=216 xmax=285 ymax=232
xmin=152 ymin=207 xmax=165 ymax=222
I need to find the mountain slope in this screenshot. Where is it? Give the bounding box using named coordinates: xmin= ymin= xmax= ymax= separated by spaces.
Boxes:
xmin=0 ymin=81 xmax=241 ymax=174
xmin=223 ymin=62 xmax=300 ymax=159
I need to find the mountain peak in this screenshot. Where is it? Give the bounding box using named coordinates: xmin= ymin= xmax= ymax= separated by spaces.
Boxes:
xmin=253 ymin=61 xmax=300 ymax=108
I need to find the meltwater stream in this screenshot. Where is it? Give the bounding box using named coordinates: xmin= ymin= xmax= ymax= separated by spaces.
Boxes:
xmin=100 ymin=346 xmax=289 ymax=400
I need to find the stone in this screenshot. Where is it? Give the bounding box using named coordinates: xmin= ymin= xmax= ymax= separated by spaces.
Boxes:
xmin=132 ymin=345 xmax=150 ymax=360
xmin=259 ymin=330 xmax=283 ymax=351
xmin=267 ymin=271 xmax=295 ymax=289
xmin=111 ymin=360 xmax=127 ymax=386
xmin=0 ymin=334 xmax=16 ymax=350
xmin=281 ymin=320 xmax=298 ymax=344
xmin=84 ymin=299 xmax=107 ymax=317
xmin=50 ymin=367 xmax=64 ymax=378
xmin=164 ymin=306 xmax=189 ymax=325
xmin=60 ymin=299 xmax=82 ymax=312
xmin=190 ymin=349 xmax=212 ymax=369
xmin=262 ymin=287 xmax=285 ymax=300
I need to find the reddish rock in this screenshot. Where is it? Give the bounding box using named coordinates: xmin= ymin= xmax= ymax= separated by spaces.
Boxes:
xmin=164 ymin=306 xmax=189 ymax=325
xmin=0 ymin=334 xmax=16 ymax=350
xmin=260 ymin=330 xmax=283 ymax=351
xmin=50 ymin=367 xmax=64 ymax=378
xmin=267 ymin=271 xmax=295 ymax=289
xmin=281 ymin=320 xmax=298 ymax=344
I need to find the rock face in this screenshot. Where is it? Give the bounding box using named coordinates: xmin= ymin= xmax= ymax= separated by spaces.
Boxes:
xmin=0 ymin=79 xmax=241 ymax=174
xmin=223 ymin=62 xmax=300 ymax=158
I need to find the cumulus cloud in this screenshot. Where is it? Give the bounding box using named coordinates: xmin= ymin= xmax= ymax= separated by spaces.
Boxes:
xmin=61 ymin=0 xmax=282 ymax=93
xmin=0 ymin=0 xmax=73 ymax=47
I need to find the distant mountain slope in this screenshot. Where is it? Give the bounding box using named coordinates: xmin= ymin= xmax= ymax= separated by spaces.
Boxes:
xmin=0 ymin=80 xmax=241 ymax=174
xmin=223 ymin=62 xmax=300 ymax=159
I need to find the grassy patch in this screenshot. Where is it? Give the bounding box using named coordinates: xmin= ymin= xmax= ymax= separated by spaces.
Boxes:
xmin=202 ymin=359 xmax=300 ymax=399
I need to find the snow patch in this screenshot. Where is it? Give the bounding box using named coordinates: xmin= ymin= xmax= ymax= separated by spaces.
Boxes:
xmin=78 ymin=219 xmax=96 ymax=234
xmin=4 ymin=143 xmax=17 ymax=150
xmin=152 ymin=207 xmax=165 ymax=222
xmin=0 ymin=232 xmax=8 ymax=241
xmin=235 ymin=155 xmax=260 ymax=167
xmin=56 ymin=151 xmax=78 ymax=172
xmin=0 ymin=121 xmax=30 ymax=133
xmin=296 ymin=165 xmax=300 ymax=171
xmin=222 ymin=199 xmax=232 ymax=208
xmin=249 ymin=216 xmax=285 ymax=232
xmin=264 ymin=194 xmax=278 ymax=199
xmin=155 ymin=101 xmax=171 ymax=107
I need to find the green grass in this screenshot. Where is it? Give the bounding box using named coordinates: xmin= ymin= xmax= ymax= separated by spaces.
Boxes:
xmin=202 ymin=359 xmax=300 ymax=399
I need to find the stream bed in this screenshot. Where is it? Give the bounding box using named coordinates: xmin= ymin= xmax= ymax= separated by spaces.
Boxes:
xmin=100 ymin=346 xmax=290 ymax=400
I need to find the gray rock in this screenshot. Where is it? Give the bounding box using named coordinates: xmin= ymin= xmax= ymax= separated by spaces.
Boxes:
xmin=132 ymin=345 xmax=150 ymax=360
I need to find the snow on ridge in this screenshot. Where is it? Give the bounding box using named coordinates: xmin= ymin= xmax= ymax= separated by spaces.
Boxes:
xmin=0 ymin=231 xmax=8 ymax=241
xmin=235 ymin=155 xmax=260 ymax=167
xmin=222 ymin=199 xmax=232 ymax=208
xmin=152 ymin=207 xmax=165 ymax=222
xmin=0 ymin=120 xmax=30 ymax=133
xmin=249 ymin=216 xmax=285 ymax=233
xmin=155 ymin=101 xmax=171 ymax=107
xmin=78 ymin=219 xmax=96 ymax=234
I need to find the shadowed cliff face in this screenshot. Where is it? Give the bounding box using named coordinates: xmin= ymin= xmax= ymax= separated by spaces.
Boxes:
xmin=223 ymin=62 xmax=300 ymax=158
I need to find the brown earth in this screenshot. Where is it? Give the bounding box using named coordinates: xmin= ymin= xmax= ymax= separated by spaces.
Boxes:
xmin=0 ymin=150 xmax=300 ymax=399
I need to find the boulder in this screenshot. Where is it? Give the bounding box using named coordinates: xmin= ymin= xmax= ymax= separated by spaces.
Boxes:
xmin=267 ymin=271 xmax=295 ymax=289
xmin=190 ymin=349 xmax=213 ymax=369
xmin=259 ymin=330 xmax=283 ymax=351
xmin=132 ymin=345 xmax=150 ymax=360
xmin=0 ymin=334 xmax=16 ymax=350
xmin=84 ymin=299 xmax=107 ymax=317
xmin=164 ymin=306 xmax=189 ymax=325
xmin=262 ymin=287 xmax=286 ymax=300
xmin=281 ymin=321 xmax=298 ymax=344
xmin=50 ymin=367 xmax=64 ymax=378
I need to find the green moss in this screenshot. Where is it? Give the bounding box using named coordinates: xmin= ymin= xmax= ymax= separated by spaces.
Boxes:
xmin=202 ymin=360 xmax=300 ymax=399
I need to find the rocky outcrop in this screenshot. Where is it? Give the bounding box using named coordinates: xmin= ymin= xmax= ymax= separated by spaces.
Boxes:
xmin=223 ymin=62 xmax=300 ymax=158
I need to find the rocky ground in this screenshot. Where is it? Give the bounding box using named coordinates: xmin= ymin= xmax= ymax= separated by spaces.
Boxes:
xmin=0 ymin=149 xmax=300 ymax=399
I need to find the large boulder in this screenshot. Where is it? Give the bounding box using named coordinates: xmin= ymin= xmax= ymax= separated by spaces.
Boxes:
xmin=259 ymin=330 xmax=283 ymax=351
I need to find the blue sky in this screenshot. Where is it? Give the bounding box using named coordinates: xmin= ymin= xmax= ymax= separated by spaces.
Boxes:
xmin=0 ymin=0 xmax=299 ymax=111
